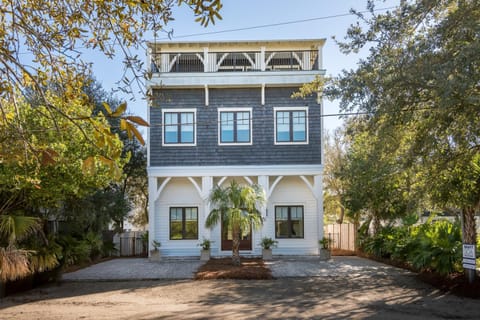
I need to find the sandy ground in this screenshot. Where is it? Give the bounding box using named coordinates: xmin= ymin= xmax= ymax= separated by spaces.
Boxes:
xmin=1 ymin=273 xmax=479 ymax=319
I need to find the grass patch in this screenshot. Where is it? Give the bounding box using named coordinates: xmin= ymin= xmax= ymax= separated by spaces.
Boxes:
xmin=194 ymin=257 xmax=274 ymax=280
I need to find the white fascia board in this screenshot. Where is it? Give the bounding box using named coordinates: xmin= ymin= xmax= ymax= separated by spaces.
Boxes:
xmin=147 ymin=164 xmax=323 ymax=177
xmin=146 ymin=70 xmax=325 ymax=88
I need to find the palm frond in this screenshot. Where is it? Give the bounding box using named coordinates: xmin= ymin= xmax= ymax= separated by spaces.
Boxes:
xmin=0 ymin=215 xmax=41 ymax=245
xmin=0 ymin=246 xmax=33 ymax=281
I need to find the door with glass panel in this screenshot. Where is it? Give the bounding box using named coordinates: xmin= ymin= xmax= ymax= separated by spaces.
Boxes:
xmin=221 ymin=217 xmax=252 ymax=250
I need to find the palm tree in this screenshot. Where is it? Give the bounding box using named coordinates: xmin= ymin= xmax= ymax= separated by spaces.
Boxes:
xmin=0 ymin=214 xmax=60 ymax=297
xmin=206 ymin=181 xmax=265 ymax=266
xmin=0 ymin=214 xmax=40 ymax=281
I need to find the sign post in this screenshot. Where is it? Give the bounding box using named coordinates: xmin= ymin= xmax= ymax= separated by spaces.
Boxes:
xmin=463 ymin=244 xmax=476 ymax=284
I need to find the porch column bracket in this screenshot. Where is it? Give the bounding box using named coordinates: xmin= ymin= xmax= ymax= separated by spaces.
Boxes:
xmin=155 ymin=177 xmax=172 ymax=202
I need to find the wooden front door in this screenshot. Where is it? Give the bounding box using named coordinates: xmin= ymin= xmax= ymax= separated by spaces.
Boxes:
xmin=221 ymin=219 xmax=252 ymax=251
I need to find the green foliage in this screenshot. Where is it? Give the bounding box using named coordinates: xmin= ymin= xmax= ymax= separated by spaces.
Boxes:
xmin=309 ymin=0 xmax=479 ymax=263
xmin=102 ymin=240 xmax=118 ymax=257
xmin=84 ymin=232 xmax=103 ymax=260
xmin=360 ymin=219 xmax=463 ymax=276
xmin=318 ymin=237 xmax=332 ymax=250
xmin=0 ymin=215 xmax=40 ymax=245
xmin=57 ymin=235 xmax=92 ymax=267
xmin=198 ymin=238 xmax=213 ymax=250
xmin=28 ymin=236 xmax=63 ymax=273
xmin=260 ymin=237 xmax=278 ymax=250
xmin=151 ymin=240 xmax=161 ymax=251
xmin=407 ymin=220 xmax=462 ymax=275
xmin=57 ymin=233 xmax=109 ymax=267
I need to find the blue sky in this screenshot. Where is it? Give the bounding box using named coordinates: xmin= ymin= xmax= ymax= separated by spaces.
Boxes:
xmin=92 ymin=0 xmax=399 ymax=134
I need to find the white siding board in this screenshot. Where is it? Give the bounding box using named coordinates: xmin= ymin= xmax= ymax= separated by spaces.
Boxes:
xmin=268 ymin=177 xmax=319 ymax=255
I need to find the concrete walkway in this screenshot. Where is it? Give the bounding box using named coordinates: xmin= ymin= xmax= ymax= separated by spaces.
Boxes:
xmin=62 ymin=256 xmax=408 ymax=281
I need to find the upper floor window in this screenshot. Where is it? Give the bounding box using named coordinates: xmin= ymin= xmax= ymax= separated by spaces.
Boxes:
xmin=162 ymin=109 xmax=196 ymax=146
xmin=218 ymin=108 xmax=252 ymax=145
xmin=274 ymin=107 xmax=308 ymax=144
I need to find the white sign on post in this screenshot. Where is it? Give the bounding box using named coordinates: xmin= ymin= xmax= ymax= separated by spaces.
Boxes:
xmin=462 ymin=244 xmax=476 ymax=270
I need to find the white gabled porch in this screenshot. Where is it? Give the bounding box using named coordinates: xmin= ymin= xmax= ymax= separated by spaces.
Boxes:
xmin=147 ymin=166 xmax=324 ymax=258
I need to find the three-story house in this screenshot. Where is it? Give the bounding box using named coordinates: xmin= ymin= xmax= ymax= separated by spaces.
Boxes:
xmin=147 ymin=39 xmax=325 ymax=257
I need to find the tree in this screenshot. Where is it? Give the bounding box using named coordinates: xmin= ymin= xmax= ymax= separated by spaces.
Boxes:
xmin=0 ymin=214 xmax=59 ymax=297
xmin=0 ymin=1 xmax=222 ymax=283
xmin=323 ymin=128 xmax=350 ymax=225
xmin=206 ymin=181 xmax=265 ymax=266
xmin=1 ymin=0 xmax=222 ymax=174
xmin=326 ymin=0 xmax=479 ymax=281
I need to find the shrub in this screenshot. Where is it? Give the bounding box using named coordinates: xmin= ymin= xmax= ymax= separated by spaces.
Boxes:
xmin=406 ymin=220 xmax=462 ymax=275
xmin=57 ymin=235 xmax=91 ymax=267
xmin=359 ymin=218 xmax=463 ymax=276
xmin=84 ymin=232 xmax=103 ymax=260
xmin=260 ymin=237 xmax=278 ymax=250
xmin=198 ymin=238 xmax=213 ymax=250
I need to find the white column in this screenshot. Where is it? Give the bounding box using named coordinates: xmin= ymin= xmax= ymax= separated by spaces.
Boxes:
xmin=203 ymin=47 xmax=209 ymax=72
xmin=202 ymin=176 xmax=213 ymax=239
xmin=148 ymin=177 xmax=158 ymax=255
xmin=314 ymin=175 xmax=324 ymax=242
xmin=204 ymin=85 xmax=209 ymax=106
xmin=160 ymin=52 xmax=169 ymax=72
xmin=317 ymin=45 xmax=323 ymax=70
xmin=260 ymin=46 xmax=266 ymax=71
xmin=257 ymin=175 xmax=269 ymax=240
xmin=261 ymin=83 xmax=265 ymax=106
xmin=147 ymin=46 xmax=153 ymax=72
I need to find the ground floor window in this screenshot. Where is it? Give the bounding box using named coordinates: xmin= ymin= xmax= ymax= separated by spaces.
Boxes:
xmin=275 ymin=206 xmax=304 ymax=238
xmin=170 ymin=207 xmax=198 ymax=240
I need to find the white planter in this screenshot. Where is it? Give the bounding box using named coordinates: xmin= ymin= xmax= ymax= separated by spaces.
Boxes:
xmin=149 ymin=250 xmax=161 ymax=262
xmin=262 ymin=248 xmax=273 ymax=260
xmin=200 ymin=249 xmax=211 ymax=261
xmin=319 ymin=248 xmax=331 ymax=261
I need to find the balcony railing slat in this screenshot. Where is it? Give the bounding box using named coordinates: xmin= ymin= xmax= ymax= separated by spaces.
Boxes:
xmin=151 ymin=50 xmax=319 ymax=73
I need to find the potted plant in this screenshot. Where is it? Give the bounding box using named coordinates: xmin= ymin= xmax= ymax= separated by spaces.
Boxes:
xmin=319 ymin=237 xmax=331 ymax=261
xmin=198 ymin=238 xmax=213 ymax=261
xmin=260 ymin=237 xmax=278 ymax=260
xmin=149 ymin=240 xmax=161 ymax=261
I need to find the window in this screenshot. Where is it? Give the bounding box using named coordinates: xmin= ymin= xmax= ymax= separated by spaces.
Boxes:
xmin=274 ymin=107 xmax=308 ymax=144
xmin=218 ymin=108 xmax=252 ymax=144
xmin=170 ymin=207 xmax=198 ymax=240
xmin=275 ymin=206 xmax=304 ymax=238
xmin=162 ymin=109 xmax=196 ymax=145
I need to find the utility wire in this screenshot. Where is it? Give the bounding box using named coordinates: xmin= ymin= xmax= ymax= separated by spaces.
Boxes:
xmin=12 ymin=108 xmax=441 ymax=133
xmin=162 ymin=6 xmax=397 ymax=40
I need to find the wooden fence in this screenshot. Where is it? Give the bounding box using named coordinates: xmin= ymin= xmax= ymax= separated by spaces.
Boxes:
xmin=324 ymin=223 xmax=356 ymax=251
xmin=113 ymin=231 xmax=147 ymax=256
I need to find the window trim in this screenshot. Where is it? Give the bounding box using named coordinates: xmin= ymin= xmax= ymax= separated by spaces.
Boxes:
xmin=169 ymin=206 xmax=199 ymax=240
xmin=162 ymin=108 xmax=197 ymax=146
xmin=273 ymin=106 xmax=309 ymax=145
xmin=274 ymin=205 xmax=305 ymax=239
xmin=217 ymin=107 xmax=253 ymax=146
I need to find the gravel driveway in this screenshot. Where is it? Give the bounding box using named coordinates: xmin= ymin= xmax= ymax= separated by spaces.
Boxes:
xmin=1 ymin=257 xmax=479 ymax=319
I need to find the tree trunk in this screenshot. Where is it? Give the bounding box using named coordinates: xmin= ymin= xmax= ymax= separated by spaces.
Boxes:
xmin=336 ymin=206 xmax=345 ymax=224
xmin=231 ymin=227 xmax=241 ymax=266
xmin=372 ymin=214 xmax=381 ymax=236
xmin=462 ymin=206 xmax=477 ymax=283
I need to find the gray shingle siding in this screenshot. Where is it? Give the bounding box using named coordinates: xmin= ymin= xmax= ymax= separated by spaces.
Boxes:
xmin=149 ymin=87 xmax=322 ymax=166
